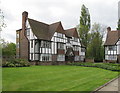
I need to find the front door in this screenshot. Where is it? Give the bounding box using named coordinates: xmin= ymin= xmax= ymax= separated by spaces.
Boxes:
xmin=65 ymin=47 xmax=74 ymax=62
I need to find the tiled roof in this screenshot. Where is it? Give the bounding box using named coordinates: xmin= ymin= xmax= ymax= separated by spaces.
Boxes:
xmin=28 ymin=18 xmax=62 ymax=40
xmin=104 ymin=30 xmax=120 ymax=45
xmin=28 ymin=18 xmax=50 ymax=40
xmin=65 ymin=28 xmax=79 ymax=38
xmin=28 ymin=18 xmax=80 ymax=40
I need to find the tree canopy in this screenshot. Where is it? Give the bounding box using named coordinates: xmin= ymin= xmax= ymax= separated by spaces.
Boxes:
xmin=87 ymin=23 xmax=104 ymax=61
xmin=79 ymin=4 xmax=91 ymax=48
xmin=117 ymin=19 xmax=120 ymax=30
xmin=1 ymin=39 xmax=16 ymax=57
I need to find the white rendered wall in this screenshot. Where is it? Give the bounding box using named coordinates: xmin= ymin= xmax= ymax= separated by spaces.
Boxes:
xmin=105 ymin=45 xmax=118 ymax=60
xmin=116 ymin=39 xmax=120 ymax=54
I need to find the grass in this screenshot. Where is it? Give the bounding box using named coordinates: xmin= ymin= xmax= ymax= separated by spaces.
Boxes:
xmin=2 ymin=65 xmax=119 ymax=91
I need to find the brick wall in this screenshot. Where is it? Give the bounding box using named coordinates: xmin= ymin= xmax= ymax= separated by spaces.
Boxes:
xmin=19 ymin=11 xmax=29 ymax=60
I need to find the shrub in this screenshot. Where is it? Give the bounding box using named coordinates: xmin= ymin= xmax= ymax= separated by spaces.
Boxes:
xmin=2 ymin=59 xmax=30 ymax=67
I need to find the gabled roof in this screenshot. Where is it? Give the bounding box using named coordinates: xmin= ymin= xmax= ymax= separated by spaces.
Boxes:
xmin=28 ymin=18 xmax=62 ymax=40
xmin=28 ymin=18 xmax=79 ymax=40
xmin=65 ymin=28 xmax=79 ymax=38
xmin=48 ymin=21 xmax=61 ymax=39
xmin=104 ymin=30 xmax=120 ymax=46
xmin=28 ymin=18 xmax=50 ymax=40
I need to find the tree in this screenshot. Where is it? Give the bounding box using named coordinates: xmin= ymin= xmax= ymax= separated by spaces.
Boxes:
xmin=2 ymin=40 xmax=16 ymax=57
xmin=0 ymin=9 xmax=6 ymax=32
xmin=79 ymin=4 xmax=91 ymax=48
xmin=87 ymin=23 xmax=105 ymax=61
xmin=117 ymin=19 xmax=120 ymax=30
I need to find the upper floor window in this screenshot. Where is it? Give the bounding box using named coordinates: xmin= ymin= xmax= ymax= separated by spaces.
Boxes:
xmin=108 ymin=46 xmax=116 ymax=51
xmin=74 ymin=37 xmax=78 ymax=42
xmin=58 ymin=43 xmax=64 ymax=49
xmin=26 ymin=28 xmax=30 ymax=37
xmin=16 ymin=43 xmax=19 ymax=48
xmin=16 ymin=33 xmax=19 ymax=38
xmin=41 ymin=41 xmax=51 ymax=48
xmin=57 ymin=33 xmax=63 ymax=38
xmin=31 ymin=40 xmax=33 ymax=48
xmin=81 ymin=48 xmax=85 ymax=52
xmin=73 ymin=45 xmax=79 ymax=51
xmin=67 ymin=37 xmax=70 ymax=43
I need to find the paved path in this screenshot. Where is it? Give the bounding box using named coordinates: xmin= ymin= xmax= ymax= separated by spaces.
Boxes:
xmin=94 ymin=77 xmax=120 ymax=92
xmin=98 ymin=77 xmax=119 ymax=91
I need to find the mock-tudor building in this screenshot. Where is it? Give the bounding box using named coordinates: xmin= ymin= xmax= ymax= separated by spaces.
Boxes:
xmin=16 ymin=11 xmax=85 ymax=65
xmin=104 ymin=27 xmax=120 ymax=63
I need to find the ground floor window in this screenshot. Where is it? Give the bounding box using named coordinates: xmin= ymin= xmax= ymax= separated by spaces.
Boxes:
xmin=57 ymin=55 xmax=65 ymax=61
xmin=80 ymin=56 xmax=85 ymax=61
xmin=41 ymin=54 xmax=52 ymax=61
xmin=105 ymin=55 xmax=117 ymax=60
xmin=74 ymin=56 xmax=79 ymax=61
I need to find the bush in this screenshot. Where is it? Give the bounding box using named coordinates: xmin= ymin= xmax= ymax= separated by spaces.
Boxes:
xmin=2 ymin=59 xmax=30 ymax=67
xmin=67 ymin=62 xmax=120 ymax=71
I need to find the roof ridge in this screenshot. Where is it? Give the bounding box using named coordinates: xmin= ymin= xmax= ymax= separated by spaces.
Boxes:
xmin=49 ymin=21 xmax=61 ymax=25
xmin=28 ymin=18 xmax=49 ymax=26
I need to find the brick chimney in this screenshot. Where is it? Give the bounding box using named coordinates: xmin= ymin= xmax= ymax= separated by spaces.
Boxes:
xmin=107 ymin=27 xmax=111 ymax=32
xmin=20 ymin=11 xmax=29 ymax=60
xmin=22 ymin=11 xmax=28 ymax=35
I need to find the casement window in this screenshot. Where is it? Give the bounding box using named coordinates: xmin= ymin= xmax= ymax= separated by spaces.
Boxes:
xmin=31 ymin=40 xmax=33 ymax=48
xmin=108 ymin=46 xmax=116 ymax=51
xmin=31 ymin=53 xmax=33 ymax=60
xmin=41 ymin=54 xmax=52 ymax=61
xmin=57 ymin=55 xmax=65 ymax=61
xmin=81 ymin=48 xmax=85 ymax=52
xmin=57 ymin=33 xmax=63 ymax=38
xmin=58 ymin=43 xmax=64 ymax=49
xmin=16 ymin=33 xmax=19 ymax=38
xmin=67 ymin=37 xmax=70 ymax=43
xmin=41 ymin=41 xmax=51 ymax=48
xmin=16 ymin=43 xmax=19 ymax=48
xmin=73 ymin=46 xmax=79 ymax=51
xmin=108 ymin=55 xmax=117 ymax=60
xmin=74 ymin=37 xmax=78 ymax=42
xmin=26 ymin=28 xmax=30 ymax=36
xmin=74 ymin=56 xmax=79 ymax=61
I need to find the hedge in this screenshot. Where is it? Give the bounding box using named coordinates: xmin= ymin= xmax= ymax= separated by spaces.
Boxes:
xmin=67 ymin=62 xmax=120 ymax=71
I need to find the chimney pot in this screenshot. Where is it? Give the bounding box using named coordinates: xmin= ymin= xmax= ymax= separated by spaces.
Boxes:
xmin=107 ymin=27 xmax=111 ymax=32
xmin=22 ymin=11 xmax=28 ymax=30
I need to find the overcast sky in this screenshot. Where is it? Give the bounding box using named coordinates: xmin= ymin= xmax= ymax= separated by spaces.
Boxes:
xmin=1 ymin=0 xmax=120 ymax=43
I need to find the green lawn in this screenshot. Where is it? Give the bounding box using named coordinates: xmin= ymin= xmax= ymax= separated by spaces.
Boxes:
xmin=2 ymin=65 xmax=118 ymax=91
